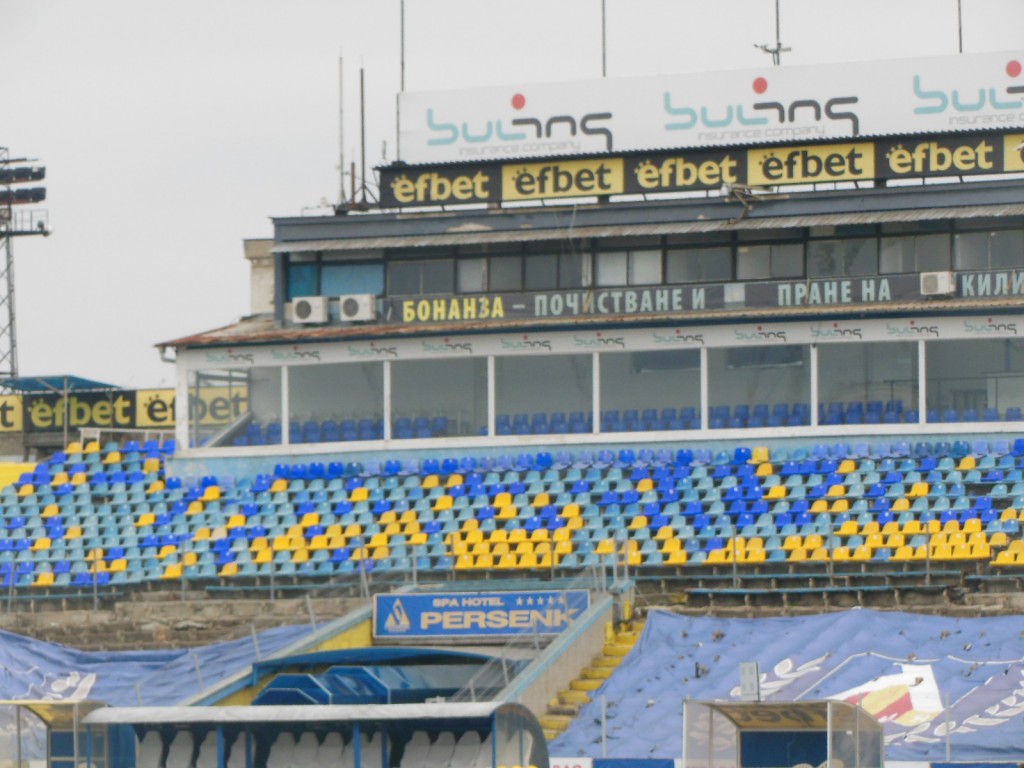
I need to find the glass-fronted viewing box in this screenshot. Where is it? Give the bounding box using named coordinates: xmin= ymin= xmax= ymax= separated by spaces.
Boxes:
xmin=180 ymin=315 xmax=1024 ymax=452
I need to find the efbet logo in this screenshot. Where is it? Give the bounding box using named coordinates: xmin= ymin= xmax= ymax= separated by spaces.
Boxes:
xmin=426 ymin=93 xmax=613 ymax=151
xmin=664 ymin=76 xmax=860 ymax=134
xmin=884 ymin=139 xmax=995 ymax=175
xmin=633 ymin=154 xmax=739 ymax=190
xmin=913 ymin=58 xmax=1024 ymax=116
xmin=389 ymin=170 xmax=492 ymax=205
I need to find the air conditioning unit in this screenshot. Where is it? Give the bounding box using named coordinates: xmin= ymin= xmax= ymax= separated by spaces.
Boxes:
xmin=920 ymin=271 xmax=956 ymax=297
xmin=291 ymin=296 xmax=329 ymax=324
xmin=338 ymin=294 xmax=377 ymax=322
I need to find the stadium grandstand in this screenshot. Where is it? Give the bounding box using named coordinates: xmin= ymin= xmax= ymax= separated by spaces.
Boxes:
xmin=4 ymin=49 xmax=1024 ymax=768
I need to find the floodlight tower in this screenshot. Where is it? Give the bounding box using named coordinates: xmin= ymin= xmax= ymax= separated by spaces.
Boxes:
xmin=0 ymin=147 xmax=49 ymax=378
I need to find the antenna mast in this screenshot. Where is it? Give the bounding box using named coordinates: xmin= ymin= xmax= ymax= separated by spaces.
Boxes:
xmin=338 ymin=57 xmax=346 ymax=206
xmin=755 ymin=0 xmax=790 ymax=66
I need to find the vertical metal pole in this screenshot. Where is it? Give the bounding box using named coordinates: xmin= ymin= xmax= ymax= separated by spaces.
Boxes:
xmin=681 ymin=699 xmax=688 ymax=768
xmin=338 ymin=57 xmax=346 ymax=205
xmin=16 ymin=704 xmax=22 ymax=768
xmin=305 ymin=592 xmax=317 ymax=631
xmin=135 ymin=682 xmax=144 ymax=705
xmin=360 ymin=68 xmax=367 ymax=204
xmin=400 ymin=0 xmax=406 ymax=91
xmin=73 ymin=701 xmax=80 ymax=768
xmin=601 ymin=695 xmax=608 ymax=757
xmin=957 ymin=0 xmax=963 ymax=53
xmin=826 ymin=700 xmax=833 ymax=768
xmin=251 ymin=623 xmax=262 ymax=660
xmin=192 ymin=650 xmax=204 ymax=689
xmin=945 ymin=692 xmax=952 ymax=761
xmin=600 ymin=0 xmax=607 ymax=77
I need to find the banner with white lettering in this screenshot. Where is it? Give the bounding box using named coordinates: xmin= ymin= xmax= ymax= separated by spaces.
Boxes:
xmin=373 ymin=591 xmax=591 ymax=640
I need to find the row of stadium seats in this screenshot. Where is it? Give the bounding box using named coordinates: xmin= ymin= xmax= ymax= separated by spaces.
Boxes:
xmin=229 ymin=403 xmax=1024 ymax=446
xmin=6 ymin=437 xmax=1024 ymax=588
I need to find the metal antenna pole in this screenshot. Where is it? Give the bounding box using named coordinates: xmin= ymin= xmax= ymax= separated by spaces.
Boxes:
xmin=339 ymin=57 xmax=346 ymax=206
xmin=601 ymin=0 xmax=607 ymax=77
xmin=0 ymin=148 xmax=19 ymax=378
xmin=755 ymin=0 xmax=790 ymax=66
xmin=957 ymin=0 xmax=963 ymax=53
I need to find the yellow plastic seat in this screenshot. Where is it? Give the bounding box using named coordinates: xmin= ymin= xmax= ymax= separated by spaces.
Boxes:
xmin=788 ymin=548 xmax=808 ymax=562
xmin=254 ymin=548 xmax=272 ymax=564
xmin=837 ymin=459 xmax=856 ymax=474
xmin=421 ymin=475 xmax=439 ymax=490
xmin=826 ymin=485 xmax=846 ymax=498
xmin=782 ymin=534 xmax=803 ymax=551
xmin=219 ymin=562 xmax=239 ymax=577
xmin=810 ymin=499 xmax=829 ymax=513
xmin=958 ymin=456 xmax=977 ymax=470
xmin=83 ymin=440 xmax=100 ymax=454
xmin=666 ymin=549 xmax=688 ymax=565
xmin=628 ymin=515 xmax=648 ymax=530
xmin=750 ymin=447 xmax=770 ymax=464
xmin=654 ymin=525 xmax=675 ymax=541
xmin=838 ymin=520 xmax=858 ymax=536
xmin=595 ymin=539 xmax=616 ymax=555
xmin=497 ymin=505 xmax=517 ymax=519
xmin=201 ymin=486 xmax=221 ymax=502
xmin=162 ymin=563 xmax=183 ymax=580
xmin=34 ymin=572 xmax=55 ymax=588
xmin=17 ymin=484 xmax=34 ymax=498
xmin=30 ymin=537 xmax=51 ymax=552
xmin=851 ymin=545 xmax=872 ymax=561
xmin=531 ymin=492 xmax=551 ymax=508
xmin=269 ymin=479 xmax=288 ymax=493
xmin=636 ymin=478 xmax=653 ymax=492
xmin=445 ymin=473 xmax=464 ymax=488
xmin=962 ymin=518 xmax=981 ymax=534
xmin=764 ymin=485 xmax=786 ymax=500
xmin=755 ymin=462 xmax=774 ymax=477
xmin=349 ymin=487 xmax=370 ymax=502
xmin=890 ymin=498 xmax=910 ymax=512
xmin=808 ymin=547 xmax=830 ymax=561
xmin=560 ymin=503 xmax=580 ymax=518
xmin=103 ymin=450 xmax=122 ymax=465
xmin=147 ymin=480 xmax=166 ymax=495
xmin=830 ymin=499 xmax=849 ymax=513
xmin=41 ymin=503 xmax=60 ymax=519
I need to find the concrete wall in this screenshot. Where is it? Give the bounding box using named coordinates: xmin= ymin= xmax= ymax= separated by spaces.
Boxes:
xmin=245 ymin=238 xmax=275 ymax=315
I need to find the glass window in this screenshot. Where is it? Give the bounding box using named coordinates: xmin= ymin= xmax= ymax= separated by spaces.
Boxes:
xmin=391 ymin=359 xmax=487 ymax=438
xmin=630 ymin=249 xmax=663 ymax=285
xmin=880 ymin=233 xmax=950 ymax=273
xmin=707 ymin=345 xmax=810 ymax=428
xmin=489 ymin=255 xmax=523 ymax=291
xmin=818 ymin=342 xmax=919 ymax=425
xmin=559 ymin=251 xmax=589 ymax=288
xmin=457 ymin=258 xmax=486 ymax=293
xmin=926 ymin=338 xmax=1024 ymax=422
xmin=288 ymin=362 xmax=384 ymax=443
xmin=595 ymin=251 xmax=628 ymax=287
xmin=524 ymin=253 xmax=558 ymax=291
xmin=736 ymin=243 xmax=803 ymax=280
xmin=953 ymin=230 xmax=1023 ymax=271
xmin=389 ymin=260 xmax=454 ymax=295
xmin=188 ymin=367 xmax=273 ymax=448
xmin=321 ymin=263 xmax=384 ymax=295
xmin=807 ymin=239 xmax=877 ymax=278
xmin=666 ymin=246 xmax=731 ymax=283
xmin=495 ymin=355 xmax=593 ymax=434
xmin=599 ymin=350 xmax=701 ymax=432
xmin=286 ymin=261 xmax=318 ymax=299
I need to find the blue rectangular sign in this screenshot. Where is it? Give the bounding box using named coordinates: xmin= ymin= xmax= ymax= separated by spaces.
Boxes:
xmin=374 ymin=590 xmax=591 ymax=639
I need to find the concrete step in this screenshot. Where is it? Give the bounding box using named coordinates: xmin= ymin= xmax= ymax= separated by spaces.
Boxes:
xmin=549 ymin=703 xmax=581 ymax=717
xmin=592 ymin=655 xmax=621 ymax=667
xmin=603 ymin=642 xmax=634 ymax=657
xmin=559 ymin=689 xmax=592 ymax=706
xmin=570 ymin=678 xmax=604 ymax=692
xmin=581 ymin=666 xmax=613 ymax=680
xmin=539 ymin=714 xmax=574 ymax=732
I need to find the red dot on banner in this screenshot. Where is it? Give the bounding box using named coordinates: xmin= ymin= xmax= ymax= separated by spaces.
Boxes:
xmin=753 ymin=77 xmax=768 ymax=94
xmin=1008 ymin=60 xmax=1022 ymax=78
xmin=511 ymin=93 xmax=526 ymax=109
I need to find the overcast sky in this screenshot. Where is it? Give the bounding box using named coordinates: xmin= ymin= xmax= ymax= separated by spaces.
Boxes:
xmin=2 ymin=0 xmax=1022 ymax=388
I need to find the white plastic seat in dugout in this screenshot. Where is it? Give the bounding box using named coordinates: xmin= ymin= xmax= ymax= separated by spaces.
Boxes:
xmin=163 ymin=732 xmax=195 ymax=768
xmin=193 ymin=731 xmax=218 ymax=768
xmin=292 ymin=732 xmax=320 ymax=766
xmin=225 ymin=733 xmax=250 ymax=768
xmin=400 ymin=730 xmax=432 ymax=768
xmin=267 ymin=732 xmax=296 ymax=766
xmin=449 ymin=731 xmax=482 ymax=768
xmin=427 ymin=731 xmax=457 ymax=766
xmin=137 ymin=730 xmax=163 ymax=768
xmin=313 ymin=731 xmax=345 ymax=768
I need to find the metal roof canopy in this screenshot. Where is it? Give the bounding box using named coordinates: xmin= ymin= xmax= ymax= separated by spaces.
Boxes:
xmin=0 ymin=375 xmax=119 ymax=393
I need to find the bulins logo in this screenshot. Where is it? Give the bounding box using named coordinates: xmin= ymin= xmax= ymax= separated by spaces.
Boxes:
xmin=271 ymin=346 xmax=322 ymax=362
xmin=572 ymin=334 xmax=625 ymax=349
xmin=428 ymin=93 xmax=614 ymax=151
xmin=664 ymin=76 xmax=860 ymax=134
xmin=964 ymin=318 xmax=1019 ymax=336
xmin=205 ymin=349 xmax=255 ymax=364
xmin=734 ymin=326 xmax=788 ymax=342
xmin=348 ymin=344 xmax=398 ymax=358
xmin=810 ymin=323 xmax=864 ymax=340
xmin=886 ymin=321 xmax=939 ymax=338
xmin=651 ymin=330 xmax=705 ymax=346
xmin=913 ymin=58 xmax=1024 ymax=115
xmin=422 ymin=339 xmax=474 ymax=354
xmin=500 ymin=335 xmax=552 ymax=352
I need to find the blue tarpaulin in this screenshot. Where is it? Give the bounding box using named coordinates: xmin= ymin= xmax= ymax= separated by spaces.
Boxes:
xmin=0 ymin=623 xmax=312 ymax=705
xmin=550 ymin=610 xmax=1024 ymax=763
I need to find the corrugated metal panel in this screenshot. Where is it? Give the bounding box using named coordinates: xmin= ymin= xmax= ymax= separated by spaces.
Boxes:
xmin=162 ymin=294 xmax=1024 ymax=349
xmin=272 ymin=204 xmax=1024 ymax=252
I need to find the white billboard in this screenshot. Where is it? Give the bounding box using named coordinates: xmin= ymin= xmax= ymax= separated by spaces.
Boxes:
xmin=398 ymin=50 xmax=1024 ymax=164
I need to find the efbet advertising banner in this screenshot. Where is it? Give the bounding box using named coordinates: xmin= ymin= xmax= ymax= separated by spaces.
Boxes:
xmin=14 ymin=387 xmax=249 ymax=433
xmin=380 ymin=131 xmax=1024 ymax=206
xmin=373 ymin=590 xmax=591 ymax=640
xmin=398 ymin=50 xmax=1024 ymax=164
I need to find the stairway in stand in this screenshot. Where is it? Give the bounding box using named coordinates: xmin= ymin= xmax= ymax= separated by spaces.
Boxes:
xmin=540 ymin=619 xmax=643 ymax=741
